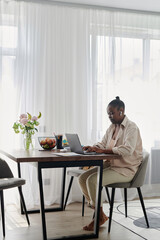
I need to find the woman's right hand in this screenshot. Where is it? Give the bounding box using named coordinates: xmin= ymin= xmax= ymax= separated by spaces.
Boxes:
xmin=83 ymin=146 xmax=94 ymax=152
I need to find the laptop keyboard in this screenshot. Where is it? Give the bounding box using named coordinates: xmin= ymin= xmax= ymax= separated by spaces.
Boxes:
xmin=83 ymin=151 xmax=101 ymax=155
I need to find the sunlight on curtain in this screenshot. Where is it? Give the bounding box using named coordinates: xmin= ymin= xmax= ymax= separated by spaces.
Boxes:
xmin=0 ymin=0 xmax=22 ymax=204
xmin=0 ymin=2 xmax=19 ymax=149
xmin=94 ymin=34 xmax=160 ymax=151
xmin=1 ymin=0 xmax=160 ymax=206
xmin=1 ymin=0 xmax=91 ymax=207
xmin=90 ymin=10 xmax=160 ymax=199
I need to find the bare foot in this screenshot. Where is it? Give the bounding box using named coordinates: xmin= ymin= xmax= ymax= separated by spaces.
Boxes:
xmin=83 ymin=219 xmax=94 ymax=231
xmin=83 ymin=212 xmax=108 ymax=231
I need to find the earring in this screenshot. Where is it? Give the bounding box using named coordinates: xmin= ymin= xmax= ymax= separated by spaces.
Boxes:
xmin=120 ymin=112 xmax=122 ymax=116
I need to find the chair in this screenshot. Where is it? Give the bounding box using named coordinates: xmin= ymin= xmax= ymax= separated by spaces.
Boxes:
xmin=106 ymin=150 xmax=150 ymax=233
xmin=64 ymin=167 xmax=111 ymax=216
xmin=0 ymin=158 xmax=30 ymax=237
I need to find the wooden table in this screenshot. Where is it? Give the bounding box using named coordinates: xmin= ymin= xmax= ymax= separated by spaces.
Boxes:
xmin=0 ymin=149 xmax=118 ymax=240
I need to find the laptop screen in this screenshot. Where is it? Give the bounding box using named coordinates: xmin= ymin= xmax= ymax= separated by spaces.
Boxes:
xmin=65 ymin=133 xmax=84 ymax=154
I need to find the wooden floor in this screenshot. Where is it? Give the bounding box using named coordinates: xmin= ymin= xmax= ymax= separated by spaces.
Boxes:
xmin=0 ymin=202 xmax=146 ymax=240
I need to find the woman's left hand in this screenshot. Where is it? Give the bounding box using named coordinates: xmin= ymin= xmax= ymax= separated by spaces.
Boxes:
xmin=92 ymin=147 xmax=105 ymax=153
xmin=93 ymin=147 xmax=113 ymax=154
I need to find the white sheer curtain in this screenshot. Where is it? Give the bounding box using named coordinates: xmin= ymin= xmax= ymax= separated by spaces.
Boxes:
xmin=1 ymin=0 xmax=160 ymax=207
xmin=89 ymin=10 xmax=160 ymax=200
xmin=0 ymin=0 xmax=93 ymax=207
xmin=90 ymin=10 xmax=160 ymax=150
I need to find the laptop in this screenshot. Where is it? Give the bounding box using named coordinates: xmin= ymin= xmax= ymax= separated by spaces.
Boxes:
xmin=65 ymin=133 xmax=101 ymax=155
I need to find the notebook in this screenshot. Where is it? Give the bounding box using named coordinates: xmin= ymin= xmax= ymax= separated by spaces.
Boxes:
xmin=65 ymin=133 xmax=101 ymax=155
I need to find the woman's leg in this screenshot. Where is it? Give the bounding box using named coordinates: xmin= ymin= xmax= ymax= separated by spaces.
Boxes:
xmin=78 ymin=167 xmax=98 ymax=204
xmin=87 ymin=167 xmax=133 ymax=207
xmin=83 ymin=166 xmax=133 ymax=231
xmin=83 ymin=206 xmax=109 ymax=231
xmin=78 ymin=162 xmax=111 ymax=205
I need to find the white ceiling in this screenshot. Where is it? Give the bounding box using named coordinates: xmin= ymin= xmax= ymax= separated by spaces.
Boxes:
xmin=53 ymin=0 xmax=160 ymax=13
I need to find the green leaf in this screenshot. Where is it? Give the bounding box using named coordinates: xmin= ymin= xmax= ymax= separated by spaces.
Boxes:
xmin=37 ymin=112 xmax=41 ymax=119
xmin=35 ymin=121 xmax=39 ymax=126
xmin=27 ymin=112 xmax=32 ymax=120
xmin=15 ymin=130 xmax=20 ymax=133
xmin=13 ymin=122 xmax=19 ymax=129
xmin=26 ymin=123 xmax=33 ymax=128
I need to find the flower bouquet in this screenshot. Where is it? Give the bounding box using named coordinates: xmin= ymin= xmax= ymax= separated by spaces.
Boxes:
xmin=13 ymin=112 xmax=41 ymax=150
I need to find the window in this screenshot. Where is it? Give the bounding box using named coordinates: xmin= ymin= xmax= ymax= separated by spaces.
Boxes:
xmin=91 ymin=34 xmax=160 ymax=149
xmin=150 ymin=40 xmax=160 ymax=81
xmin=0 ymin=15 xmax=18 ymax=146
xmin=0 ymin=24 xmax=17 ymax=81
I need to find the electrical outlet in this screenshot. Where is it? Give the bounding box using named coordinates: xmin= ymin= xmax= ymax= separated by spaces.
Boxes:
xmin=43 ymin=178 xmax=50 ymax=185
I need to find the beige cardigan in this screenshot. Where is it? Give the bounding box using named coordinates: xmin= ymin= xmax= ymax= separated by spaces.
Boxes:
xmin=94 ymin=116 xmax=143 ymax=177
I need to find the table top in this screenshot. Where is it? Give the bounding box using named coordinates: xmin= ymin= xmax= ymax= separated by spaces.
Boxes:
xmin=0 ymin=148 xmax=119 ymax=163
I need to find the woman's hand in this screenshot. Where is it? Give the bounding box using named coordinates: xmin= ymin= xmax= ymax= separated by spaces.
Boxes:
xmin=83 ymin=146 xmax=113 ymax=154
xmin=93 ymin=147 xmax=113 ymax=154
xmin=92 ymin=147 xmax=104 ymax=153
xmin=83 ymin=146 xmax=95 ymax=152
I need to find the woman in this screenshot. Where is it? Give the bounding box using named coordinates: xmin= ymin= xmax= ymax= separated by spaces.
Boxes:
xmin=79 ymin=96 xmax=143 ymax=231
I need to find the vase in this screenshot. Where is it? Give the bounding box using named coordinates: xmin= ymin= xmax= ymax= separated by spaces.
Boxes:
xmin=24 ymin=131 xmax=34 ymax=150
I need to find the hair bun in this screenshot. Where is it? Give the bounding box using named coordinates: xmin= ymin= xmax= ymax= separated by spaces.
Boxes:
xmin=116 ymin=96 xmax=120 ymax=100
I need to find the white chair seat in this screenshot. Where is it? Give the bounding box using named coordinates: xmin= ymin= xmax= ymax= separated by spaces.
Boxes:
xmin=67 ymin=169 xmax=85 ymax=177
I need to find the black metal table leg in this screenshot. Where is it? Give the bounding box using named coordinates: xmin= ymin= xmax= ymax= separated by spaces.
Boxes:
xmin=18 ymin=162 xmax=66 ymax=214
xmin=94 ymin=165 xmax=103 ymax=237
xmin=37 ymin=160 xmax=103 ymax=240
xmin=38 ymin=164 xmax=47 ymax=240
xmin=82 ymin=195 xmax=85 ymax=217
xmin=0 ymin=190 xmax=5 ymax=237
xmin=60 ymin=167 xmax=66 ymax=209
xmin=124 ymin=188 xmax=127 ymax=217
xmin=17 ymin=162 xmax=24 ymax=214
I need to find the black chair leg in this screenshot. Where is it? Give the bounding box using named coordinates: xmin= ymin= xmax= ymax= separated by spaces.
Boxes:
xmin=64 ymin=176 xmax=74 ymax=210
xmin=0 ymin=190 xmax=5 ymax=237
xmin=137 ymin=187 xmax=149 ymax=228
xmin=108 ymin=188 xmax=115 ymax=233
xmin=124 ymin=188 xmax=127 ymax=217
xmin=82 ymin=195 xmax=85 ymax=216
xmin=105 ymin=187 xmax=111 ymax=205
xmin=18 ymin=187 xmax=30 ymax=225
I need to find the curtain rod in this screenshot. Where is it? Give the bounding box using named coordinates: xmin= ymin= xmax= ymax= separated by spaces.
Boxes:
xmin=14 ymin=0 xmax=160 ymax=16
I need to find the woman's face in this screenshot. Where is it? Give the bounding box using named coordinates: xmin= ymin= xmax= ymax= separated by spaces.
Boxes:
xmin=107 ymin=105 xmax=124 ymax=124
